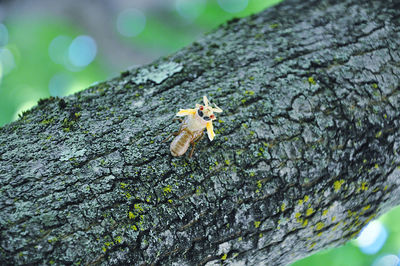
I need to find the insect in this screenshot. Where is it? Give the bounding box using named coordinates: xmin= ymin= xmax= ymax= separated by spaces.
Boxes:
xmin=164 ymin=96 xmax=223 ymax=158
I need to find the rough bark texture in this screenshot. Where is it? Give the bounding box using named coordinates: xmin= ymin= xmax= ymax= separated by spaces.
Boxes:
xmin=1 ymin=0 xmax=400 ymax=265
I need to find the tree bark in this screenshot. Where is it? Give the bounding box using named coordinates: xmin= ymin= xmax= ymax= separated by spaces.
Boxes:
xmin=1 ymin=0 xmax=400 ymax=265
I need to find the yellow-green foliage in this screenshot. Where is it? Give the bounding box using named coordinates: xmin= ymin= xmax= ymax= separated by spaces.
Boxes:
xmin=332 ymin=221 xmax=341 ymax=231
xmin=306 ymin=208 xmax=314 ymax=216
xmin=333 ymin=179 xmax=345 ymax=192
xmin=254 ymin=221 xmax=261 ymax=228
xmin=361 ymin=182 xmax=368 ymax=191
xmin=195 ymin=187 xmax=201 ymax=195
xmin=351 ymin=228 xmax=362 ymax=239
xmin=364 ymin=214 xmax=376 ymax=225
xmin=163 ymin=185 xmax=172 ymax=194
xmin=295 ymin=212 xmax=303 ymax=224
xmin=315 ymin=222 xmax=324 ymax=230
xmin=347 ymin=210 xmax=355 ymax=217
xmin=40 ymin=118 xmax=55 ymax=125
xmin=134 ymin=204 xmax=144 ymax=213
xmin=270 ymin=23 xmax=279 ymax=29
xmin=298 ymin=195 xmax=309 ymax=206
xmin=308 ymin=77 xmax=316 ymax=85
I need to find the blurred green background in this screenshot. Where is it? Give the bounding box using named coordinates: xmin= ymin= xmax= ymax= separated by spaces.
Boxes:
xmin=0 ymin=0 xmax=399 ymax=265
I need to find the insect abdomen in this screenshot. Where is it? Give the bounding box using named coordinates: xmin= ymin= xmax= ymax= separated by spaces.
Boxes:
xmin=170 ymin=130 xmax=192 ymax=157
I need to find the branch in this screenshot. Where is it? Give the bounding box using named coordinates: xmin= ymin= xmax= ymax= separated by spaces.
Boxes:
xmin=1 ymin=0 xmax=400 ymax=264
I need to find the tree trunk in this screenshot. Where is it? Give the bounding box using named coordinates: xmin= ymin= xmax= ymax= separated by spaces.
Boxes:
xmin=1 ymin=0 xmax=400 ymax=265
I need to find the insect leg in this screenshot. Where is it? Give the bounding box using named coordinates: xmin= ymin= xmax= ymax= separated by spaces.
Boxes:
xmin=173 ymin=118 xmax=183 ymax=123
xmin=196 ymin=131 xmax=205 ymax=142
xmin=162 ymin=134 xmax=173 ymax=143
xmin=188 ymin=142 xmax=197 ymax=158
xmin=162 ymin=130 xmax=181 ymax=143
xmin=162 ymin=123 xmax=184 ymax=143
xmin=188 ymin=131 xmax=204 ymax=158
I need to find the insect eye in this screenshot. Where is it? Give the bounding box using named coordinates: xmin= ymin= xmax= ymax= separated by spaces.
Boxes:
xmin=210 ymin=114 xmax=215 ymax=119
xmin=203 ymin=116 xmax=210 ymax=121
xmin=199 ymin=106 xmax=204 ymax=111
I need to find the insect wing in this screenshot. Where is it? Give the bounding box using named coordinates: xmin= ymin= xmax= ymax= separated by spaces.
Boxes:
xmin=176 ymin=109 xmax=196 ymax=116
xmin=206 ymin=121 xmax=215 ymax=141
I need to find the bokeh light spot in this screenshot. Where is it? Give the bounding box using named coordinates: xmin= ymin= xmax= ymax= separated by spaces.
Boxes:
xmin=48 ymin=73 xmax=73 ymax=97
xmin=356 ymin=221 xmax=387 ymax=254
xmin=13 ymin=100 xmax=37 ymax=122
xmin=0 ymin=62 xmax=3 ymax=85
xmin=49 ymin=35 xmax=72 ymax=65
xmin=0 ymin=48 xmax=16 ymax=75
xmin=0 ymin=24 xmax=8 ymax=47
xmin=175 ymin=0 xmax=206 ymax=22
xmin=117 ymin=9 xmax=146 ymax=37
xmin=217 ymin=0 xmax=248 ymax=13
xmin=372 ymin=254 xmax=400 ymax=266
xmin=68 ymin=35 xmax=97 ymax=68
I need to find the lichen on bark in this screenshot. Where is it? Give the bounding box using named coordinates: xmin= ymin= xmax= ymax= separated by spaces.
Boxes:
xmin=1 ymin=0 xmax=400 ymax=265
